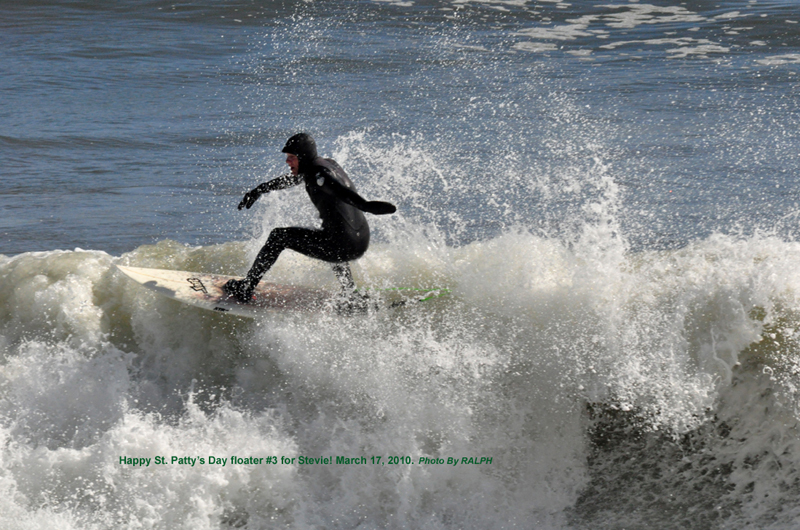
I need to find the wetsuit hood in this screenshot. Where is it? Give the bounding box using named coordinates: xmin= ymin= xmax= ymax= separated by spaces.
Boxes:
xmin=282 ymin=133 xmax=318 ymax=163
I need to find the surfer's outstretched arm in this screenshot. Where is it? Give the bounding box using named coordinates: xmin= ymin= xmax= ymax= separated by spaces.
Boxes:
xmin=322 ymin=170 xmax=397 ymax=215
xmin=237 ymin=173 xmax=304 ymax=210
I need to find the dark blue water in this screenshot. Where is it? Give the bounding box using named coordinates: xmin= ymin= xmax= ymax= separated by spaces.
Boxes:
xmin=3 ymin=0 xmax=799 ymax=256
xmin=3 ymin=2 xmax=800 ymax=529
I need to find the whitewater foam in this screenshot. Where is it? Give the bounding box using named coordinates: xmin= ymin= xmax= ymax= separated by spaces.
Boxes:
xmin=4 ymin=225 xmax=800 ymax=527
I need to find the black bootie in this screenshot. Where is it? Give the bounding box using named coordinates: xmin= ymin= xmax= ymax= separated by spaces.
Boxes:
xmin=223 ymin=278 xmax=254 ymax=303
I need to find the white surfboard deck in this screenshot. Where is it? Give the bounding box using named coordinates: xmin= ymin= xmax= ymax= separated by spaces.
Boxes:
xmin=117 ymin=265 xmax=336 ymax=317
xmin=116 ymin=265 xmax=448 ymax=318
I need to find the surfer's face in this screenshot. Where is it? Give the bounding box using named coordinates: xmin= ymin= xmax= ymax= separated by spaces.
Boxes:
xmin=286 ymin=153 xmax=300 ymax=175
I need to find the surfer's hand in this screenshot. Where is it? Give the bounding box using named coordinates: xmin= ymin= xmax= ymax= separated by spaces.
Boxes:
xmin=364 ymin=201 xmax=396 ymax=215
xmin=238 ymin=187 xmax=265 ymax=210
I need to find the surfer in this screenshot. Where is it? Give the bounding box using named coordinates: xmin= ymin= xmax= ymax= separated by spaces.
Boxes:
xmin=224 ymin=133 xmax=396 ymax=303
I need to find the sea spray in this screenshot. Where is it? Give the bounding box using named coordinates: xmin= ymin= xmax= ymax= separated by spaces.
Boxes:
xmin=4 ymin=118 xmax=800 ymax=526
xmin=4 ymin=225 xmax=800 ymax=528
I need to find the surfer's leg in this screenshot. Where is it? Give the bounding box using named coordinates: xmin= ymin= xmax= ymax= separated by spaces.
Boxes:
xmin=331 ymin=262 xmax=355 ymax=293
xmin=330 ymin=262 xmax=371 ymax=313
xmin=225 ymin=227 xmax=337 ymax=302
xmin=246 ymin=228 xmax=297 ymax=282
xmin=225 ymin=228 xmax=305 ymax=301
xmin=225 ymin=226 xmax=366 ymax=303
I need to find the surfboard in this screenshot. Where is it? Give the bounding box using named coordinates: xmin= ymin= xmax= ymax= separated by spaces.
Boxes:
xmin=116 ymin=265 xmax=448 ymax=318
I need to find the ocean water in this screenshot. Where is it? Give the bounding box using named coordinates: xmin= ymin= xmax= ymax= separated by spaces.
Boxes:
xmin=2 ymin=0 xmax=800 ymax=528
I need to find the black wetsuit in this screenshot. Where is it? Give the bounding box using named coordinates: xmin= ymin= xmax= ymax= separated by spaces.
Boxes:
xmin=225 ymin=132 xmax=395 ymax=303
xmin=246 ymin=157 xmax=371 ymax=287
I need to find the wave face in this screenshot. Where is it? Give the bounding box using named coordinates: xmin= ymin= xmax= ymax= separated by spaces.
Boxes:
xmin=3 ymin=0 xmax=800 ymax=528
xmin=3 ymin=229 xmax=800 ymax=528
